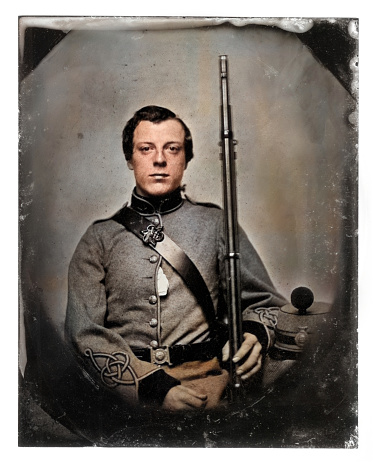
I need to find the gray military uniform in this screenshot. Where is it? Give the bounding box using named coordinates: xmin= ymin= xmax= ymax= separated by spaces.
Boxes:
xmin=65 ymin=188 xmax=286 ymax=405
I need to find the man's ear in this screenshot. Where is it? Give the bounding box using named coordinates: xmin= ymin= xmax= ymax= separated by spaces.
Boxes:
xmin=127 ymin=160 xmax=134 ymax=170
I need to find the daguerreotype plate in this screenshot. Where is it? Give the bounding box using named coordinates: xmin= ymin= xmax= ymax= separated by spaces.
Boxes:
xmin=18 ymin=15 xmax=360 ymax=449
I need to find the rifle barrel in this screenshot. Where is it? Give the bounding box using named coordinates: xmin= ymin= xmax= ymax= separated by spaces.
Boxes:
xmin=219 ymin=55 xmax=243 ymax=401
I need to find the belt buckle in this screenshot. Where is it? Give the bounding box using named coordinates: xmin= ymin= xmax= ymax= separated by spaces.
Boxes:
xmin=150 ymin=346 xmax=171 ymax=365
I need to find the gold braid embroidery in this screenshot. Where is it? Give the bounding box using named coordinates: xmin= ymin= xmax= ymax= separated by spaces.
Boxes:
xmin=253 ymin=308 xmax=278 ymax=328
xmin=84 ymin=348 xmax=137 ymax=387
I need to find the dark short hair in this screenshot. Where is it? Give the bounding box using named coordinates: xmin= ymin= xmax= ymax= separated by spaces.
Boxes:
xmin=122 ymin=105 xmax=194 ymax=164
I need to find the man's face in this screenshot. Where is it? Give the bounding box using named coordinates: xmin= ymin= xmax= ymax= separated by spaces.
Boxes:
xmin=128 ymin=119 xmax=187 ymax=197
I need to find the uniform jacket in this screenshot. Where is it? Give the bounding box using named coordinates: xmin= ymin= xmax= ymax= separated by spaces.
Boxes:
xmin=65 ymin=188 xmax=287 ymax=405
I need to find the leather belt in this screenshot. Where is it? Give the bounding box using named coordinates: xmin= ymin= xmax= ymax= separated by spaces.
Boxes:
xmin=131 ymin=340 xmax=223 ymax=366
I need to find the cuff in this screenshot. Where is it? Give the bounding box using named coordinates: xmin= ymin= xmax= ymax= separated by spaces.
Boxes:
xmin=138 ymin=369 xmax=181 ymax=405
xmin=242 ymin=306 xmax=279 ymax=351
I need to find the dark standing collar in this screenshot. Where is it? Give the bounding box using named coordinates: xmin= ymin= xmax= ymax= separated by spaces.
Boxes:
xmin=130 ymin=188 xmax=184 ymax=215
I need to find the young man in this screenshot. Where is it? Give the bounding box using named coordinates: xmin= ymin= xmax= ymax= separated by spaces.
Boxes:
xmin=65 ymin=105 xmax=286 ymax=411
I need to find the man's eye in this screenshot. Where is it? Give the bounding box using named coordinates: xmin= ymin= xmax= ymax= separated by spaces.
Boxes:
xmin=139 ymin=146 xmax=151 ymax=152
xmin=167 ymin=146 xmax=181 ymax=153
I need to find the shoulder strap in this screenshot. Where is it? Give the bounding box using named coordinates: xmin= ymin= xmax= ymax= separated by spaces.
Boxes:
xmin=112 ymin=206 xmax=217 ymax=328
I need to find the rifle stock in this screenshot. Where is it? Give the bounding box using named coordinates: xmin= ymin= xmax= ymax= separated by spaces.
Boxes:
xmin=219 ymin=55 xmax=244 ymax=402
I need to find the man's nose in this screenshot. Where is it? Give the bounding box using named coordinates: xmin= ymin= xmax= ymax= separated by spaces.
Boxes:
xmin=153 ymin=148 xmax=167 ymax=166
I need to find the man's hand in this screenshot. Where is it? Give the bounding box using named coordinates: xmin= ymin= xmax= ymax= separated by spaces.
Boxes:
xmin=162 ymin=385 xmax=208 ymax=411
xmin=222 ymin=332 xmax=262 ymax=380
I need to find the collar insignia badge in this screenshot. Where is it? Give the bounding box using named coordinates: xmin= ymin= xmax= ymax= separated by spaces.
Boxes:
xmin=141 ymin=224 xmax=165 ymax=247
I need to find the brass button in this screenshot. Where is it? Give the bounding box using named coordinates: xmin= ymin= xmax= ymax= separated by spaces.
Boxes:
xmin=150 ymin=340 xmax=159 ymax=348
xmin=149 ymin=255 xmax=158 ymax=263
xmin=152 ymin=217 xmax=160 ymax=225
xmin=149 ymin=318 xmax=158 ymax=327
xmin=148 ymin=295 xmax=157 ymax=305
xmin=155 ymin=350 xmax=165 ymax=362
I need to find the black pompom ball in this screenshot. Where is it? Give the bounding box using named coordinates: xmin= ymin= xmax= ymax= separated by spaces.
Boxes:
xmin=291 ymin=287 xmax=314 ymax=314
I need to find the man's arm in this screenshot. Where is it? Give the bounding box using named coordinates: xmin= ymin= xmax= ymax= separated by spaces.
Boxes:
xmin=65 ymin=223 xmax=180 ymax=405
xmin=239 ymin=225 xmax=287 ymax=351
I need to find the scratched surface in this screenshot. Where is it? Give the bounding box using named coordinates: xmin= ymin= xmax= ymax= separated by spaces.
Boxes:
xmin=18 ymin=17 xmax=358 ymax=447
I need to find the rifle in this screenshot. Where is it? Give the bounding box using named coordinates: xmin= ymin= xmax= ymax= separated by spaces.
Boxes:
xmin=219 ymin=55 xmax=244 ymax=402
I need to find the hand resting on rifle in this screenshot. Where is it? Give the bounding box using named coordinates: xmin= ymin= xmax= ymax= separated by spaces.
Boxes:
xmin=222 ymin=333 xmax=262 ymax=380
xmin=162 ymin=333 xmax=261 ymax=410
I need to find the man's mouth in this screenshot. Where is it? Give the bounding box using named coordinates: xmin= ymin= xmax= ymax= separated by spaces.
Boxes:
xmin=150 ymin=173 xmax=169 ymax=177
